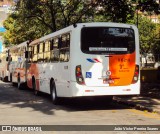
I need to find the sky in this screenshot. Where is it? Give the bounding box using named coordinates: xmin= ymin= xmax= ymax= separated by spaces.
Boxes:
xmin=0 ymin=41 xmax=3 ymax=52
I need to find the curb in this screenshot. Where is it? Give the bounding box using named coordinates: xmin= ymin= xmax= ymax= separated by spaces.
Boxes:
xmin=114 ymin=97 xmax=160 ymax=115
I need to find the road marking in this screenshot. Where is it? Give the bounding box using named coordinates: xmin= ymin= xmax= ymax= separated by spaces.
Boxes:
xmin=128 ymin=109 xmax=160 ymax=120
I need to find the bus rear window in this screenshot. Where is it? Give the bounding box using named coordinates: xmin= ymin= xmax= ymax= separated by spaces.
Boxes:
xmin=81 ymin=27 xmax=135 ymax=55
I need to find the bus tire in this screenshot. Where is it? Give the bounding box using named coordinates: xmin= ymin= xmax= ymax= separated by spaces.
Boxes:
xmin=12 ymin=82 xmax=16 ymax=86
xmin=3 ymin=76 xmax=8 ymax=82
xmin=50 ymin=80 xmax=59 ymax=105
xmin=10 ymin=73 xmax=12 ymax=82
xmin=17 ymin=74 xmax=22 ymax=90
xmin=32 ymin=78 xmax=39 ymax=95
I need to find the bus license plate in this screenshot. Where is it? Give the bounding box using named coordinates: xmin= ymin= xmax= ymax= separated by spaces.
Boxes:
xmin=103 ymin=79 xmax=114 ymax=84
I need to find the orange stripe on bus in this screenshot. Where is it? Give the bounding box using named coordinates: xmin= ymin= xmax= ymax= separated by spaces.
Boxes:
xmin=109 ymin=52 xmax=135 ymax=86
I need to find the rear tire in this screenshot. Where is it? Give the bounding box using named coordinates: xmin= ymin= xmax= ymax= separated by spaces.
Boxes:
xmin=50 ymin=80 xmax=59 ymax=105
xmin=17 ymin=74 xmax=22 ymax=90
xmin=32 ymin=78 xmax=39 ymax=95
xmin=10 ymin=73 xmax=12 ymax=82
xmin=3 ymin=76 xmax=8 ymax=82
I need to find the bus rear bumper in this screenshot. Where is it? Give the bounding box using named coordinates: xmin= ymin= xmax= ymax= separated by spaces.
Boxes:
xmin=69 ymin=81 xmax=140 ymax=97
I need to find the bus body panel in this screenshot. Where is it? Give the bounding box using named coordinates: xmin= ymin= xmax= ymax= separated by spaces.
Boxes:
xmin=27 ymin=63 xmax=40 ymax=90
xmin=69 ymin=23 xmax=140 ymax=97
xmin=0 ymin=48 xmax=9 ymax=81
xmin=109 ymin=52 xmax=135 ymax=86
xmin=76 ymin=52 xmax=136 ymax=87
xmin=69 ymin=81 xmax=140 ymax=97
xmin=27 ymin=62 xmax=71 ymax=96
xmin=8 ymin=42 xmax=28 ymax=85
xmin=27 ymin=28 xmax=72 ymax=96
xmin=25 ymin=22 xmax=140 ymax=98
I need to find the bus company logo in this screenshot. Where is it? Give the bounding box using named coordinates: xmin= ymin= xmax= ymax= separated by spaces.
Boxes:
xmin=87 ymin=58 xmax=101 ymax=63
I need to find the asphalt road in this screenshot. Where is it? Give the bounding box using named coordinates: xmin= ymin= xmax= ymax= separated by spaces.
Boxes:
xmin=0 ymin=81 xmax=160 ymax=134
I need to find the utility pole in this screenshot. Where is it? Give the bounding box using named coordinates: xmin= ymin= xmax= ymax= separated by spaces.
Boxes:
xmin=136 ymin=0 xmax=139 ymax=28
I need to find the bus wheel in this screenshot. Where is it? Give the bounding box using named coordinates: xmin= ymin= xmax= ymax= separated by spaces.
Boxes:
xmin=32 ymin=78 xmax=39 ymax=95
xmin=17 ymin=74 xmax=22 ymax=90
xmin=10 ymin=73 xmax=12 ymax=82
xmin=3 ymin=76 xmax=8 ymax=82
xmin=50 ymin=80 xmax=59 ymax=105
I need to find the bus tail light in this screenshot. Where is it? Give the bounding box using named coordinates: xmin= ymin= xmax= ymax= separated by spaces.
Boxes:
xmin=132 ymin=65 xmax=139 ymax=84
xmin=75 ymin=65 xmax=85 ymax=85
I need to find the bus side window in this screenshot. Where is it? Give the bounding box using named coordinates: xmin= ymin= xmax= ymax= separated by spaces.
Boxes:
xmin=60 ymin=48 xmax=70 ymax=62
xmin=53 ymin=49 xmax=59 ymax=62
xmin=38 ymin=43 xmax=44 ymax=62
xmin=28 ymin=46 xmax=33 ymax=63
xmin=33 ymin=45 xmax=38 ymax=63
xmin=50 ymin=39 xmax=54 ymax=62
xmin=50 ymin=39 xmax=54 ymax=51
xmin=58 ymin=37 xmax=62 ymax=49
xmin=59 ymin=33 xmax=70 ymax=62
xmin=51 ymin=38 xmax=59 ymax=62
xmin=44 ymin=41 xmax=50 ymax=62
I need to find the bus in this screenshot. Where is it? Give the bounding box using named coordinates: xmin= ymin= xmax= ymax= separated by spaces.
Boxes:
xmin=0 ymin=48 xmax=9 ymax=82
xmin=7 ymin=41 xmax=28 ymax=88
xmin=25 ymin=22 xmax=140 ymax=104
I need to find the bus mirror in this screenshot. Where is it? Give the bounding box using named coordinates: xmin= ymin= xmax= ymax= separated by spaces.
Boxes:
xmin=6 ymin=57 xmax=8 ymax=61
xmin=25 ymin=51 xmax=28 ymax=58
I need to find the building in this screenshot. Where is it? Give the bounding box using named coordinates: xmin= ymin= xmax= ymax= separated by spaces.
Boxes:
xmin=0 ymin=0 xmax=13 ymax=7
xmin=149 ymin=15 xmax=160 ymax=23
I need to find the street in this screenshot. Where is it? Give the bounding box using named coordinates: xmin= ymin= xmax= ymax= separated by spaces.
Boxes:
xmin=0 ymin=81 xmax=160 ymax=134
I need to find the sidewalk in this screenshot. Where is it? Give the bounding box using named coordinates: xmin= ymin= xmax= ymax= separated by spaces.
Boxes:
xmin=114 ymin=83 xmax=160 ymax=114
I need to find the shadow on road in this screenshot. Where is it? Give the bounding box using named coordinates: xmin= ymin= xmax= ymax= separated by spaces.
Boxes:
xmin=0 ymin=81 xmax=130 ymax=115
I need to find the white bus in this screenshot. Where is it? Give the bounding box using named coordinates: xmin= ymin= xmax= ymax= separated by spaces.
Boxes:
xmin=7 ymin=41 xmax=28 ymax=88
xmin=0 ymin=48 xmax=9 ymax=82
xmin=25 ymin=22 xmax=140 ymax=104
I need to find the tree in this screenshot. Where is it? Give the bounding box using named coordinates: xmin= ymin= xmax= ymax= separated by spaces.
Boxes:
xmin=15 ymin=0 xmax=100 ymax=32
xmin=134 ymin=14 xmax=157 ymax=65
xmin=138 ymin=0 xmax=160 ymax=15
xmin=96 ymin=0 xmax=134 ymax=23
xmin=151 ymin=16 xmax=160 ymax=62
xmin=3 ymin=0 xmax=135 ymax=46
xmin=3 ymin=12 xmax=44 ymax=46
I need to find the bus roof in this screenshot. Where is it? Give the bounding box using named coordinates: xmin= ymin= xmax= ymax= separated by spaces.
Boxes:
xmin=29 ymin=22 xmax=137 ymax=46
xmin=9 ymin=41 xmax=28 ymax=51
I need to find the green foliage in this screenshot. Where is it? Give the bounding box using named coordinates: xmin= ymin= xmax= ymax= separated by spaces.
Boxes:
xmin=3 ymin=0 xmax=136 ymax=46
xmin=133 ymin=13 xmax=160 ymax=62
xmin=151 ymin=21 xmax=160 ymax=61
xmin=97 ymin=0 xmax=134 ymax=23
xmin=136 ymin=15 xmax=156 ymax=54
xmin=137 ymin=0 xmax=160 ymax=14
xmin=0 ymin=32 xmax=3 ymax=36
xmin=2 ymin=0 xmax=159 ymax=50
